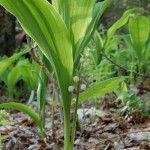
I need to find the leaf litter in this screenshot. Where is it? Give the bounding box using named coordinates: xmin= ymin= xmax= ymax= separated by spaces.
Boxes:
xmin=0 ymin=97 xmax=149 ymax=150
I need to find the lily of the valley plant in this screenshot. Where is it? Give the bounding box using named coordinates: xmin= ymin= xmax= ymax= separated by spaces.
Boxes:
xmin=0 ymin=0 xmax=128 ymax=149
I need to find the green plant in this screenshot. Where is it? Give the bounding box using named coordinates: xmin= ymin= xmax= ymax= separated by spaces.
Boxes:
xmin=118 ymin=88 xmax=150 ymax=117
xmin=115 ymin=15 xmax=150 ymax=80
xmin=0 ymin=1 xmax=127 ymax=149
xmin=0 ymin=49 xmax=28 ymax=78
xmin=0 ymin=55 xmax=39 ymax=101
xmin=129 ymin=16 xmax=150 ymax=62
xmin=115 ymin=77 xmax=150 ymax=118
xmin=85 ymin=9 xmax=150 ymax=121
xmin=79 ymin=8 xmax=142 ymax=89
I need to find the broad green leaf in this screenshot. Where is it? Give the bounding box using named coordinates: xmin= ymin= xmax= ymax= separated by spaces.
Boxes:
xmin=7 ymin=59 xmax=37 ymax=99
xmin=21 ymin=60 xmax=37 ymax=89
xmin=148 ymin=16 xmax=150 ymax=29
xmin=123 ymin=35 xmax=134 ymax=49
xmin=36 ymin=70 xmax=48 ymax=129
xmin=0 ymin=0 xmax=73 ymax=109
xmin=145 ymin=39 xmax=150 ymax=61
xmin=70 ymin=0 xmax=96 ymax=57
xmin=36 ymin=70 xmax=48 ymax=112
xmin=53 ymin=0 xmax=111 ymax=65
xmin=22 ymin=66 xmax=36 ymax=89
xmin=94 ymin=30 xmax=103 ymax=51
xmin=93 ymin=30 xmax=103 ymax=65
xmin=52 ymin=0 xmax=71 ymax=30
xmin=7 ymin=66 xmax=21 ymax=96
xmin=87 ymin=30 xmax=103 ymax=67
xmin=129 ymin=16 xmax=149 ymax=60
xmin=123 ymin=35 xmax=136 ymax=55
xmin=74 ymin=0 xmax=112 ymax=64
xmin=79 ymin=77 xmax=126 ymax=102
xmin=52 ymin=0 xmax=60 ymax=12
xmin=104 ymin=8 xmax=140 ymax=49
xmin=0 ymin=50 xmax=27 ymax=78
xmin=0 ymin=103 xmax=41 ymax=127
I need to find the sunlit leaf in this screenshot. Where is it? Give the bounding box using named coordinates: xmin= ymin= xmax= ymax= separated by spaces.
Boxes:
xmin=129 ymin=16 xmax=149 ymax=60
xmin=35 ymin=70 xmax=48 ymax=112
xmin=145 ymin=39 xmax=150 ymax=61
xmin=74 ymin=0 xmax=112 ymax=64
xmin=79 ymin=77 xmax=126 ymax=101
xmin=104 ymin=8 xmax=140 ymax=48
xmin=70 ymin=0 xmax=96 ymax=57
xmin=52 ymin=0 xmax=71 ymax=29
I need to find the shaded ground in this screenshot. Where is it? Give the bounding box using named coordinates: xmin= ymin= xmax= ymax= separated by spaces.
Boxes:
xmin=0 ymin=92 xmax=150 ymax=150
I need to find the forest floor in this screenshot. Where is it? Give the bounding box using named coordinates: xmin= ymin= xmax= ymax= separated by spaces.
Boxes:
xmin=0 ymin=92 xmax=150 ymax=150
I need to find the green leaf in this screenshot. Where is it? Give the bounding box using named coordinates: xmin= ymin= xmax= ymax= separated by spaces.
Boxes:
xmin=36 ymin=70 xmax=48 ymax=112
xmin=123 ymin=35 xmax=136 ymax=55
xmin=52 ymin=0 xmax=59 ymax=12
xmin=70 ymin=0 xmax=96 ymax=56
xmin=129 ymin=16 xmax=149 ymax=60
xmin=0 ymin=103 xmax=41 ymax=127
xmin=7 ymin=59 xmax=37 ymax=99
xmin=79 ymin=77 xmax=126 ymax=102
xmin=104 ymin=8 xmax=140 ymax=49
xmin=52 ymin=0 xmax=71 ymax=28
xmin=0 ymin=50 xmax=27 ymax=78
xmin=27 ymin=90 xmax=35 ymax=105
xmin=21 ymin=65 xmax=36 ymax=89
xmin=74 ymin=0 xmax=112 ymax=64
xmin=0 ymin=0 xmax=73 ymax=109
xmin=145 ymin=39 xmax=150 ymax=61
xmin=7 ymin=66 xmax=21 ymax=96
xmin=93 ymin=30 xmax=104 ymax=65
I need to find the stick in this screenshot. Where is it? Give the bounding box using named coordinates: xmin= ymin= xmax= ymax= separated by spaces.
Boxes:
xmin=101 ymin=52 xmax=150 ymax=79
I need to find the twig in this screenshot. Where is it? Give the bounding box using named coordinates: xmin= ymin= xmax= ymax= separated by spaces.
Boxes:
xmin=101 ymin=52 xmax=150 ymax=79
xmin=26 ymin=35 xmax=55 ymax=83
xmin=30 ymin=47 xmax=55 ymax=82
xmin=87 ymin=129 xmax=150 ymax=150
xmin=26 ymin=36 xmax=64 ymax=128
xmin=104 ymin=143 xmax=111 ymax=150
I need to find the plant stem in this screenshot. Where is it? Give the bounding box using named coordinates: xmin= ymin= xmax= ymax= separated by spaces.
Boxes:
xmin=39 ymin=125 xmax=46 ymax=143
xmin=71 ymin=80 xmax=80 ymax=150
xmin=51 ymin=88 xmax=55 ymax=137
xmin=64 ymin=107 xmax=71 ymax=150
